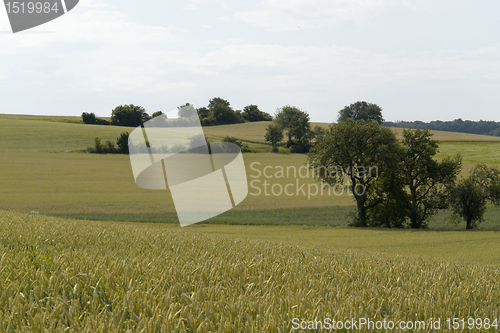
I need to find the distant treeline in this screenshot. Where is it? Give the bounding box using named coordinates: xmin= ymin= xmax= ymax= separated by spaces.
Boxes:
xmin=384 ymin=119 xmax=500 ymax=136
xmin=82 ymin=97 xmax=272 ymax=128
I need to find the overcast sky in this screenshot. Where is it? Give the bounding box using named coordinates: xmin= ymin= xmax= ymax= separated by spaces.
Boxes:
xmin=1 ymin=0 xmax=499 ymax=122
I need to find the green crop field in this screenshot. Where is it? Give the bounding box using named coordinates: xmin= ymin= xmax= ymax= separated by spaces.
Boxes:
xmin=0 ymin=210 xmax=499 ymax=332
xmin=0 ymin=117 xmax=134 ymax=152
xmin=2 ymin=114 xmax=500 ymax=331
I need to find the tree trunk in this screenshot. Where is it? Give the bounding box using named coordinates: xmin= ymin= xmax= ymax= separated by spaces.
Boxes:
xmin=356 ymin=198 xmax=367 ymax=227
xmin=466 ymin=217 xmax=472 ymax=230
xmin=410 ymin=186 xmax=419 ymax=228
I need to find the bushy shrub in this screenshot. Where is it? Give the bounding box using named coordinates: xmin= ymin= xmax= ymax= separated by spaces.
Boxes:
xmin=94 ymin=118 xmax=110 ymax=125
xmin=88 ymin=133 xmax=126 ymax=154
xmin=82 ymin=112 xmax=96 ymax=124
xmin=290 ymin=142 xmax=311 ymax=153
xmin=116 ymin=132 xmax=130 ymax=154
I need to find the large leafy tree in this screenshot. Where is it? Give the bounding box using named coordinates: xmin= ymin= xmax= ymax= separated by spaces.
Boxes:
xmin=208 ymin=97 xmax=230 ymax=109
xmin=308 ymin=119 xmax=399 ymax=227
xmin=338 ymin=101 xmax=384 ymax=124
xmin=274 ymin=105 xmax=311 ymax=146
xmin=450 ymin=164 xmax=500 ymax=230
xmin=111 ymin=104 xmax=149 ymax=127
xmin=400 ymin=129 xmax=462 ymax=228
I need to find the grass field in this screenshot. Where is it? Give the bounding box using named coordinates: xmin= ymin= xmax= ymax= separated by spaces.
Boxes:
xmin=2 ymin=114 xmax=500 ymax=331
xmin=1 ymin=114 xmax=500 ymax=229
xmin=3 ymin=114 xmax=500 ymax=153
xmin=0 ymin=117 xmax=134 ymax=152
xmin=3 ymin=150 xmax=499 ymax=230
xmin=0 ymin=210 xmax=499 ymax=332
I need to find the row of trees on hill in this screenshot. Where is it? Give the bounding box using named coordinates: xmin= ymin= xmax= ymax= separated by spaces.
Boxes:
xmin=82 ymin=98 xmax=272 ymax=128
xmin=308 ymin=101 xmax=500 ymax=230
xmin=385 ymin=119 xmax=500 ymax=136
xmin=82 ymin=105 xmax=162 ymax=127
xmin=197 ymin=98 xmax=272 ymax=126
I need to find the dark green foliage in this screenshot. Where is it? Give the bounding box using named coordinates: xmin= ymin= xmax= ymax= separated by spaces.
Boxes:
xmin=367 ymin=151 xmax=412 ymax=228
xmin=308 ymin=119 xmax=399 ymax=227
xmin=197 ymin=98 xmax=245 ymax=126
xmin=400 ymin=129 xmax=462 ymax=228
xmin=274 ymin=105 xmax=312 ymax=149
xmin=310 ymin=104 xmax=464 ymax=228
xmin=242 ymin=105 xmax=272 ymax=122
xmin=338 ymin=101 xmax=384 ymax=125
xmin=264 ymin=123 xmax=284 ymax=150
xmin=221 ymin=136 xmax=250 ymax=152
xmin=208 ymin=97 xmax=230 ymax=109
xmin=385 ymin=118 xmax=500 ymax=136
xmin=116 ymin=132 xmax=130 ymax=154
xmin=212 ymin=103 xmax=245 ymax=125
xmin=488 ymin=128 xmax=500 ymax=136
xmin=82 ymin=112 xmax=110 ymax=125
xmin=111 ymin=104 xmax=149 ymax=127
xmin=94 ymin=118 xmax=110 ymax=125
xmin=197 ymin=107 xmax=210 ymax=119
xmin=88 ymin=132 xmax=130 ymax=154
xmin=311 ymin=125 xmax=327 ymax=140
xmin=81 ymin=112 xmax=96 ymax=124
xmin=289 ymin=142 xmax=312 ymax=154
xmin=151 ymin=111 xmax=164 ymax=118
xmin=104 ymin=140 xmax=116 ymax=153
xmin=450 ymin=164 xmax=500 ymax=230
xmin=88 ymin=137 xmax=103 ymax=154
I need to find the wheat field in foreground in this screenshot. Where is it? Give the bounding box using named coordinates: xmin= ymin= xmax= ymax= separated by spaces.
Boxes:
xmin=0 ymin=210 xmax=499 ymax=332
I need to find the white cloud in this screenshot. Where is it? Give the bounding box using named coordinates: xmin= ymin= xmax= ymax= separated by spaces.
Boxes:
xmin=1 ymin=0 xmax=499 ymax=121
xmin=232 ymin=0 xmax=397 ymax=30
xmin=78 ymin=0 xmax=111 ymax=9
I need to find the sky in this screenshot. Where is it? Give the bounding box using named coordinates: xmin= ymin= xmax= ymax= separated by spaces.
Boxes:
xmin=0 ymin=0 xmax=499 ymax=122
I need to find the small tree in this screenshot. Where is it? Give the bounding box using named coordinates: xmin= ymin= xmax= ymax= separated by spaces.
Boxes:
xmin=116 ymin=132 xmax=130 ymax=154
xmin=274 ymin=105 xmax=311 ymax=147
xmin=111 ymin=104 xmax=149 ymax=127
xmin=92 ymin=137 xmax=103 ymax=153
xmin=338 ymin=101 xmax=384 ymax=124
xmin=450 ymin=164 xmax=500 ymax=230
xmin=81 ymin=112 xmax=97 ymax=124
xmin=265 ymin=123 xmax=284 ymax=151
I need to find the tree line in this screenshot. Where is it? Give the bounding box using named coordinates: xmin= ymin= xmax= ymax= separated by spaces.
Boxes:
xmin=385 ymin=119 xmax=500 ymax=136
xmin=81 ymin=97 xmax=272 ymax=128
xmin=307 ymin=101 xmax=500 ymax=230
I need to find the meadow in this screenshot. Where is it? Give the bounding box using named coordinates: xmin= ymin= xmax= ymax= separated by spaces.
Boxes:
xmin=2 ymin=114 xmax=500 ymax=331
